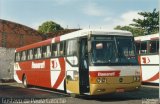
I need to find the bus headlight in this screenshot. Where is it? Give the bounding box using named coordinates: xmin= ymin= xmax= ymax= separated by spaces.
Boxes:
xmin=133 ymin=76 xmax=140 ymax=81
xmin=133 ymin=76 xmax=137 ymax=81
xmin=137 ymin=76 xmax=140 ymax=81
xmin=96 ymin=78 xmax=101 ymax=83
xmin=96 ymin=77 xmax=107 ymax=83
xmin=102 ymin=77 xmax=107 ymax=83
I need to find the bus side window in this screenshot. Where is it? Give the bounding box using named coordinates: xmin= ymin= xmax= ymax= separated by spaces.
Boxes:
xmin=140 ymin=42 xmax=147 ymax=54
xmin=34 ymin=48 xmax=42 ymax=59
xmin=15 ymin=52 xmax=21 ymax=61
xmin=42 ymin=45 xmax=51 ymax=58
xmin=135 ymin=42 xmax=140 ymax=54
xmin=21 ymin=51 xmax=26 ymax=61
xmin=66 ymin=39 xmax=78 ymax=66
xmin=46 ymin=45 xmax=51 ymax=57
xmin=52 ymin=44 xmax=58 ymax=57
xmin=150 ymin=40 xmax=158 ymax=53
xmin=66 ymin=39 xmax=78 ymax=56
xmin=59 ymin=42 xmax=64 ymax=56
xmin=28 ymin=49 xmax=33 ymax=60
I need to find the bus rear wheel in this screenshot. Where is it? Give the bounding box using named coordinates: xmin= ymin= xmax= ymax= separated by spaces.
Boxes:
xmin=22 ymin=75 xmax=29 ymax=88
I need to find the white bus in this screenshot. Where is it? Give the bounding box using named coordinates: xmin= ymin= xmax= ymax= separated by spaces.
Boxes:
xmin=14 ymin=29 xmax=141 ymax=96
xmin=135 ymin=33 xmax=159 ymax=85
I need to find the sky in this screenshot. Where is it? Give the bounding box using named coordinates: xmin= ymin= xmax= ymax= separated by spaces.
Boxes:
xmin=0 ymin=0 xmax=159 ymax=30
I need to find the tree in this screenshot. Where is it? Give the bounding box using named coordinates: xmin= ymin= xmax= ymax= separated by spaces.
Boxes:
xmin=115 ymin=9 xmax=159 ymax=36
xmin=114 ymin=25 xmax=145 ymax=36
xmin=38 ymin=21 xmax=64 ymax=34
xmin=130 ymin=8 xmax=159 ymax=34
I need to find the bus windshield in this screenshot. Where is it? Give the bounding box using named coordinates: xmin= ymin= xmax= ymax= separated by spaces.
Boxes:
xmin=91 ymin=36 xmax=138 ymax=65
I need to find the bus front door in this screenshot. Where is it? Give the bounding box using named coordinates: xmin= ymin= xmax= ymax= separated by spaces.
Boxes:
xmin=79 ymin=38 xmax=89 ymax=94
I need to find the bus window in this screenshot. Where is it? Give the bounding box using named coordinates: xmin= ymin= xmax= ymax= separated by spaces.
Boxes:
xmin=66 ymin=39 xmax=78 ymax=56
xmin=34 ymin=48 xmax=42 ymax=59
xmin=59 ymin=42 xmax=64 ymax=56
xmin=150 ymin=40 xmax=159 ymax=53
xmin=140 ymin=42 xmax=147 ymax=54
xmin=42 ymin=45 xmax=51 ymax=58
xmin=15 ymin=52 xmax=21 ymax=61
xmin=21 ymin=51 xmax=26 ymax=61
xmin=52 ymin=44 xmax=58 ymax=57
xmin=28 ymin=49 xmax=33 ymax=60
xmin=135 ymin=42 xmax=140 ymax=54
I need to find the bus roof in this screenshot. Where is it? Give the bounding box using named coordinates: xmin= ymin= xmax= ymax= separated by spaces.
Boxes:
xmin=60 ymin=29 xmax=132 ymax=41
xmin=134 ymin=33 xmax=159 ymax=41
xmin=16 ymin=29 xmax=132 ymax=52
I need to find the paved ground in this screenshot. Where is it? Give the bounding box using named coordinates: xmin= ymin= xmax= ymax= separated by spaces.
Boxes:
xmin=0 ymin=83 xmax=159 ymax=104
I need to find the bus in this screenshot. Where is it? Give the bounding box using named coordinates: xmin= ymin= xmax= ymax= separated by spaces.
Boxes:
xmin=14 ymin=29 xmax=141 ymax=95
xmin=134 ymin=33 xmax=159 ymax=85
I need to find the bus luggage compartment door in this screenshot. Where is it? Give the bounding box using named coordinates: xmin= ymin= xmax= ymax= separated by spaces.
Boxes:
xmin=66 ymin=70 xmax=80 ymax=94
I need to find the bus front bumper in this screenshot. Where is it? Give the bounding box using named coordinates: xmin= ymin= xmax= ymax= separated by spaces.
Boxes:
xmin=89 ymin=82 xmax=141 ymax=95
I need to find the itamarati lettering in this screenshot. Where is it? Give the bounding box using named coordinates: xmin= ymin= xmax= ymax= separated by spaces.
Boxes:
xmin=32 ymin=61 xmax=45 ymax=69
xmin=98 ymin=72 xmax=115 ymax=77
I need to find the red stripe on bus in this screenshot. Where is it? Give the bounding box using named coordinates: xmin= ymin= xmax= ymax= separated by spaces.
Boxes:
xmin=150 ymin=37 xmax=159 ymax=40
xmin=90 ymin=70 xmax=120 ymax=77
xmin=144 ymin=72 xmax=159 ymax=82
xmin=55 ymin=36 xmax=60 ymax=43
xmin=53 ymin=58 xmax=65 ymax=89
xmin=16 ymin=39 xmax=52 ymax=52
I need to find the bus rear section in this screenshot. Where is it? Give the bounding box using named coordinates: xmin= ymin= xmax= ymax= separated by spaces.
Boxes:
xmin=135 ymin=33 xmax=159 ymax=85
xmin=14 ymin=30 xmax=141 ymax=96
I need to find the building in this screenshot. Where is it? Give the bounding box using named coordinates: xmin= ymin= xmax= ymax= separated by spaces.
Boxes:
xmin=0 ymin=19 xmax=44 ymax=48
xmin=0 ymin=19 xmax=44 ymax=80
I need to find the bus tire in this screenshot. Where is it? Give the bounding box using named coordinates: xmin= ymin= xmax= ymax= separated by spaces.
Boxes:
xmin=22 ymin=75 xmax=29 ymax=88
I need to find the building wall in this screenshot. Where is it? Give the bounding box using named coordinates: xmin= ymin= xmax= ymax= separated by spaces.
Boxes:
xmin=0 ymin=19 xmax=44 ymax=48
xmin=0 ymin=47 xmax=15 ymax=79
xmin=0 ymin=19 xmax=44 ymax=80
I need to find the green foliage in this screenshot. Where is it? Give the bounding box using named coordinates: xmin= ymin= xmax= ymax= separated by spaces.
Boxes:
xmin=38 ymin=21 xmax=64 ymax=34
xmin=114 ymin=25 xmax=145 ymax=36
xmin=130 ymin=8 xmax=159 ymax=34
xmin=115 ymin=9 xmax=159 ymax=36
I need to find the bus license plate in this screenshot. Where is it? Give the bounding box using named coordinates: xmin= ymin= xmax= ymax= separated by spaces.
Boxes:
xmin=116 ymin=88 xmax=124 ymax=93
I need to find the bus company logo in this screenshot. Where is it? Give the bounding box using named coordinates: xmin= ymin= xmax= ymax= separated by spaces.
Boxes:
xmin=90 ymin=71 xmax=120 ymax=77
xmin=96 ymin=71 xmax=120 ymax=77
xmin=32 ymin=61 xmax=45 ymax=69
xmin=52 ymin=60 xmax=58 ymax=68
xmin=98 ymin=72 xmax=116 ymax=77
xmin=142 ymin=57 xmax=150 ymax=64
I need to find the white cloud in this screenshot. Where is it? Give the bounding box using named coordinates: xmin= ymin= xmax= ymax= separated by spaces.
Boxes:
xmin=31 ymin=11 xmax=144 ymax=30
xmin=83 ymin=2 xmax=105 ymax=16
xmin=103 ymin=11 xmax=143 ymax=29
xmin=120 ymin=11 xmax=143 ymax=25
